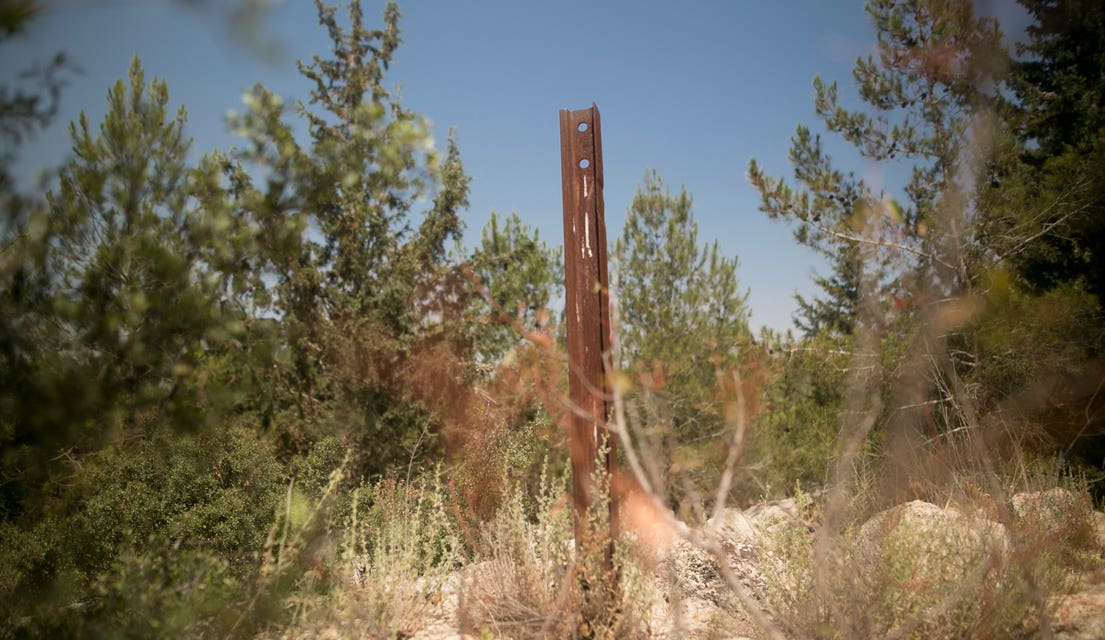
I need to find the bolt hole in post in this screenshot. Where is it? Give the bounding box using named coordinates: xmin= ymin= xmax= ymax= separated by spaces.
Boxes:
xmin=579 ymin=158 xmax=590 ymax=169
xmin=578 ymin=122 xmax=588 ymax=132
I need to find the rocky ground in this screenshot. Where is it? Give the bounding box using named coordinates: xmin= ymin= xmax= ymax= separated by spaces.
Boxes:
xmin=400 ymin=488 xmax=1105 ymax=639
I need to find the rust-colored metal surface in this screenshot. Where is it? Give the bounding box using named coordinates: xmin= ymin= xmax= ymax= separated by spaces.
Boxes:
xmin=559 ymin=104 xmax=617 ymax=558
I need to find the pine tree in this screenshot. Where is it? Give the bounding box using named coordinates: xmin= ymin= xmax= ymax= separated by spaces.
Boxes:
xmin=998 ymin=0 xmax=1105 ymax=302
xmin=617 ymin=171 xmax=749 ymax=369
xmin=223 ymin=0 xmax=472 ymax=472
xmin=1013 ymin=0 xmax=1105 ymax=156
xmin=614 ymin=170 xmax=750 ymax=495
xmin=749 ymin=0 xmax=1007 ymax=332
xmin=468 ymin=211 xmax=561 ymax=366
xmin=982 ymin=0 xmax=1105 ymax=480
xmin=794 ymin=243 xmax=861 ymax=336
xmin=745 ymin=1 xmax=1020 ymax=497
xmin=1 ymin=58 xmax=240 ymax=454
xmin=747 ymin=0 xmax=1105 ymax=495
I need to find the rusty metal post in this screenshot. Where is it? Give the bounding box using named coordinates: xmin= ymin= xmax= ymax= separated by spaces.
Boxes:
xmin=559 ymin=104 xmax=617 ymax=567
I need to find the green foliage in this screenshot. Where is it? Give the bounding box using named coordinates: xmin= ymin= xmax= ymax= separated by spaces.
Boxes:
xmin=0 ymin=2 xmax=480 ymax=635
xmin=794 ymin=245 xmax=861 ymax=337
xmin=995 ymin=0 xmax=1105 ymax=305
xmin=83 ymin=539 xmax=239 ymax=639
xmin=468 ymin=211 xmax=561 ymax=365
xmin=1 ymin=58 xmax=251 ymax=521
xmin=614 ymin=170 xmax=751 ymax=501
xmin=165 ymin=429 xmax=284 ymax=553
xmin=50 ymin=58 xmax=226 ymax=413
xmin=3 ymin=0 xmax=1105 ymax=636
xmin=0 ymin=424 xmax=284 ymax=638
xmin=747 ymin=0 xmax=1105 ymax=503
xmin=271 ymin=474 xmax=464 ymax=639
xmin=616 ymin=170 xmax=749 ymax=370
xmin=1013 ymin=0 xmax=1105 ymax=157
xmin=221 ymin=0 xmax=472 ymax=476
xmin=751 ymin=331 xmax=850 ymax=498
xmin=977 ymin=0 xmax=1105 ymax=490
xmin=750 ymin=0 xmax=1008 ymax=334
xmin=973 ymin=273 xmax=1101 ymax=400
xmin=291 ymin=435 xmax=349 ymax=494
xmin=2 ymin=535 xmax=240 ymax=639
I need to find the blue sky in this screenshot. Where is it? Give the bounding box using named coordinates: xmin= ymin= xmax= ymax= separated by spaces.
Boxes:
xmin=3 ymin=1 xmax=1029 ymax=332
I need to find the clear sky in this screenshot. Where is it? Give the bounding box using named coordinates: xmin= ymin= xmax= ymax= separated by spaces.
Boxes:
xmin=2 ymin=0 xmax=1030 ymax=332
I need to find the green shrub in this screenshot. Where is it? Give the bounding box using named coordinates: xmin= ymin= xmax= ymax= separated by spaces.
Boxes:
xmin=266 ymin=472 xmax=464 ymax=639
xmin=0 ymin=422 xmax=285 ymax=637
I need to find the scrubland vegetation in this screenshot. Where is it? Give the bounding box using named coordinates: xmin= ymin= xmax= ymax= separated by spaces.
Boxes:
xmin=2 ymin=0 xmax=1104 ymax=637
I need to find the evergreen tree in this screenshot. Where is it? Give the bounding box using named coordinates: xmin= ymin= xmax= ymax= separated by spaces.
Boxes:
xmin=747 ymin=0 xmax=1105 ymax=496
xmin=750 ymin=0 xmax=1007 ymax=332
xmin=468 ymin=211 xmax=561 ymax=366
xmin=985 ymin=0 xmax=1105 ymax=478
xmin=1 ymin=58 xmax=246 ymax=474
xmin=617 ymin=171 xmax=749 ymax=370
xmin=1014 ymin=0 xmax=1105 ymax=156
xmin=794 ymin=239 xmax=862 ymax=337
xmin=997 ymin=0 xmax=1105 ymax=303
xmin=223 ymin=0 xmax=471 ymax=472
xmin=745 ymin=0 xmax=1017 ymax=495
xmin=614 ymin=170 xmax=750 ymax=497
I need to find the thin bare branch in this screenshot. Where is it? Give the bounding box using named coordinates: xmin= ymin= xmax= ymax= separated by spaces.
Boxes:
xmin=712 ymin=366 xmax=748 ymax=521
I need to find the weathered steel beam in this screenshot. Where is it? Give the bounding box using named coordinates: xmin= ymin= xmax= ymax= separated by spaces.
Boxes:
xmin=559 ymin=103 xmax=617 ymax=561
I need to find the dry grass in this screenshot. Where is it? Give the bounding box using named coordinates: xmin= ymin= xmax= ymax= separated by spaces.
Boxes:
xmin=458 ymin=466 xmax=656 ymax=639
xmin=262 ymin=472 xmax=463 ymax=639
